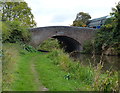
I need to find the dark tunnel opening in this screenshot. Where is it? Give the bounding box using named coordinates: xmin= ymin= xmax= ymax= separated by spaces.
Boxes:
xmin=52 ymin=36 xmax=82 ymax=53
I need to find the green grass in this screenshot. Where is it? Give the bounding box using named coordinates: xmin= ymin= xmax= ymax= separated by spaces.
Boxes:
xmin=2 ymin=43 xmax=39 ymax=91
xmin=2 ymin=43 xmax=119 ymax=91
xmin=11 ymin=52 xmax=92 ymax=91
xmin=11 ymin=54 xmax=38 ymax=91
xmin=2 ymin=43 xmax=92 ymax=91
xmin=34 ymin=53 xmax=86 ymax=91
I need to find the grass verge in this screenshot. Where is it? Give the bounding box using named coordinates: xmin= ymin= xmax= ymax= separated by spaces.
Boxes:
xmin=2 ymin=43 xmax=119 ymax=91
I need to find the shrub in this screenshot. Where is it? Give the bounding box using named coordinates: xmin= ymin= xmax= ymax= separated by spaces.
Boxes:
xmin=81 ymin=40 xmax=93 ymax=54
xmin=22 ymin=44 xmax=37 ymax=52
xmin=2 ymin=22 xmax=12 ymax=42
xmin=37 ymin=38 xmax=60 ymax=51
xmin=2 ymin=21 xmax=30 ymax=43
xmin=93 ymin=62 xmax=119 ymax=91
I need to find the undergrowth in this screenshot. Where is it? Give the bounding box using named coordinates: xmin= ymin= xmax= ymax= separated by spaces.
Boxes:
xmin=2 ymin=43 xmax=20 ymax=90
xmin=46 ymin=48 xmax=119 ymax=91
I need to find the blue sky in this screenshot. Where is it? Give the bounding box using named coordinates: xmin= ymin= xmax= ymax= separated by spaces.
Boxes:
xmin=24 ymin=0 xmax=119 ymax=27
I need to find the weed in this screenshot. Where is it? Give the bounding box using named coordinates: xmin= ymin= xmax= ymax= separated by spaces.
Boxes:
xmin=93 ymin=62 xmax=119 ymax=91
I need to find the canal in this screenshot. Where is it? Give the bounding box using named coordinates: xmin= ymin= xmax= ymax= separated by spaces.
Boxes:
xmin=72 ymin=53 xmax=120 ymax=71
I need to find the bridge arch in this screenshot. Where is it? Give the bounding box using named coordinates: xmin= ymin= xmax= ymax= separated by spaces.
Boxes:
xmin=52 ymin=36 xmax=82 ymax=52
xmin=30 ymin=26 xmax=95 ymax=52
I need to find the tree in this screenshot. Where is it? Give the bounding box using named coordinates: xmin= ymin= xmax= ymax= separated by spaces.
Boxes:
xmin=1 ymin=0 xmax=35 ymax=43
xmin=111 ymin=1 xmax=120 ymax=40
xmin=1 ymin=0 xmax=36 ymax=27
xmin=2 ymin=21 xmax=30 ymax=43
xmin=94 ymin=2 xmax=120 ymax=55
xmin=72 ymin=12 xmax=91 ymax=27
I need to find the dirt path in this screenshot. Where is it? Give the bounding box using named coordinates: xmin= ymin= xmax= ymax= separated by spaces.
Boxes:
xmin=30 ymin=57 xmax=48 ymax=91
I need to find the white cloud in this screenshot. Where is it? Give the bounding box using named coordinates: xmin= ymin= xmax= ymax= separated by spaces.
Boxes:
xmin=24 ymin=0 xmax=119 ymax=27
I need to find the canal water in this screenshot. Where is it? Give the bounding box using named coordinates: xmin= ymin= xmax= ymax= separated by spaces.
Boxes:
xmin=71 ymin=53 xmax=120 ymax=71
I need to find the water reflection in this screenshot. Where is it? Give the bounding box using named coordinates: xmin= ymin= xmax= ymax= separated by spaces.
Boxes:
xmin=70 ymin=52 xmax=120 ymax=71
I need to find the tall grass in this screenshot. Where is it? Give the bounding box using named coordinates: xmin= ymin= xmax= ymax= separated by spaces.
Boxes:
xmin=46 ymin=49 xmax=119 ymax=91
xmin=93 ymin=62 xmax=119 ymax=91
xmin=2 ymin=43 xmax=19 ymax=90
xmin=2 ymin=43 xmax=38 ymax=91
xmin=2 ymin=39 xmax=119 ymax=91
xmin=37 ymin=38 xmax=119 ymax=91
xmin=47 ymin=49 xmax=94 ymax=83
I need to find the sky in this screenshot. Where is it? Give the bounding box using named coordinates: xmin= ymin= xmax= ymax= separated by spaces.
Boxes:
xmin=24 ymin=0 xmax=119 ymax=27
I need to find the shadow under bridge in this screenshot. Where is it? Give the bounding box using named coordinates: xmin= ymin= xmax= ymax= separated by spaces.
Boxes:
xmin=52 ymin=36 xmax=82 ymax=53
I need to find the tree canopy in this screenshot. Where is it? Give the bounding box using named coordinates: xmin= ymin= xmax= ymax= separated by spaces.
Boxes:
xmin=111 ymin=1 xmax=120 ymax=40
xmin=72 ymin=12 xmax=91 ymax=27
xmin=1 ymin=1 xmax=36 ymax=27
xmin=1 ymin=0 xmax=36 ymax=43
xmin=94 ymin=2 xmax=120 ymax=55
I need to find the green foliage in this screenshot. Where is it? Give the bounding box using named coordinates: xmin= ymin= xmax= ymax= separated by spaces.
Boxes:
xmin=2 ymin=43 xmax=19 ymax=90
xmin=1 ymin=1 xmax=36 ymax=27
xmin=2 ymin=21 xmax=12 ymax=41
xmin=93 ymin=63 xmax=119 ymax=91
xmin=94 ymin=2 xmax=120 ymax=55
xmin=46 ymin=48 xmax=118 ymax=91
xmin=72 ymin=12 xmax=91 ymax=27
xmin=47 ymin=48 xmax=93 ymax=84
xmin=47 ymin=49 xmax=94 ymax=84
xmin=105 ymin=17 xmax=114 ymax=25
xmin=2 ymin=21 xmax=30 ymax=43
xmin=111 ymin=2 xmax=120 ymax=41
xmin=2 ymin=43 xmax=119 ymax=91
xmin=37 ymin=38 xmax=60 ymax=51
xmin=1 ymin=1 xmax=36 ymax=43
xmin=94 ymin=25 xmax=113 ymax=54
xmin=81 ymin=40 xmax=93 ymax=54
xmin=72 ymin=20 xmax=85 ymax=27
xmin=22 ymin=44 xmax=37 ymax=52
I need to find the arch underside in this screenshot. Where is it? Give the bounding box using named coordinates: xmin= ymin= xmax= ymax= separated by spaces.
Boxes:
xmin=52 ymin=36 xmax=82 ymax=53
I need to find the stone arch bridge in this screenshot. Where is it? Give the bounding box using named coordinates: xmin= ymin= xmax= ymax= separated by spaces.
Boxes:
xmin=30 ymin=26 xmax=96 ymax=52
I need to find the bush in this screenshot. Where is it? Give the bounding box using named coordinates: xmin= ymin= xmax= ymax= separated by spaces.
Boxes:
xmin=22 ymin=44 xmax=37 ymax=52
xmin=94 ymin=2 xmax=120 ymax=55
xmin=37 ymin=38 xmax=60 ymax=51
xmin=93 ymin=62 xmax=119 ymax=91
xmin=2 ymin=22 xmax=11 ymax=42
xmin=2 ymin=21 xmax=30 ymax=43
xmin=81 ymin=40 xmax=93 ymax=54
